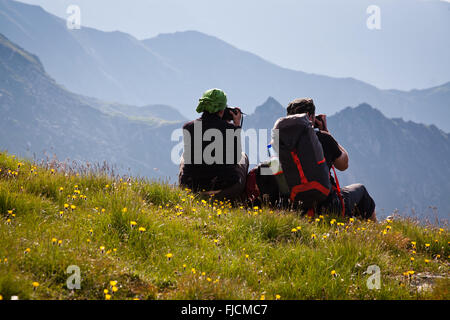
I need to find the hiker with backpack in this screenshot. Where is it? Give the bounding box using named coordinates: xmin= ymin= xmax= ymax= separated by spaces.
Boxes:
xmin=179 ymin=88 xmax=249 ymax=201
xmin=281 ymin=98 xmax=377 ymax=221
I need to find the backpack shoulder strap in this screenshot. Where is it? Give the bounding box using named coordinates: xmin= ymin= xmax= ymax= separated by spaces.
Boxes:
xmin=331 ymin=166 xmax=345 ymax=217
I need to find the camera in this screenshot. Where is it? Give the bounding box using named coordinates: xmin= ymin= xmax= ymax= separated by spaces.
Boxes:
xmin=314 ymin=114 xmax=324 ymax=126
xmin=222 ymin=107 xmax=241 ymax=122
xmin=314 ymin=114 xmax=327 ymax=131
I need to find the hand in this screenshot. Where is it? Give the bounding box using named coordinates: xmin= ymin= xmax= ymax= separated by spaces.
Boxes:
xmin=315 ymin=114 xmax=328 ymax=131
xmin=231 ymin=107 xmax=242 ymax=126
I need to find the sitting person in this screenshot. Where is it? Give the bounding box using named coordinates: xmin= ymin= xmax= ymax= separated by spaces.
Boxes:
xmin=179 ymin=88 xmax=249 ymax=201
xmin=286 ymin=98 xmax=377 ymax=221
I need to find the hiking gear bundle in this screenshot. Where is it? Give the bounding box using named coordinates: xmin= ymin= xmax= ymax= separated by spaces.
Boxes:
xmin=196 ymin=88 xmax=228 ymax=114
xmin=245 ymin=161 xmax=289 ymax=208
xmin=267 ymin=144 xmax=289 ymax=195
xmin=272 ymin=114 xmax=331 ymax=208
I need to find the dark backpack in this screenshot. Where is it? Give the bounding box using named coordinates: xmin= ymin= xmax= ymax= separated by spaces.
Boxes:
xmin=272 ymin=114 xmax=331 ymax=208
xmin=245 ymin=161 xmax=290 ymax=208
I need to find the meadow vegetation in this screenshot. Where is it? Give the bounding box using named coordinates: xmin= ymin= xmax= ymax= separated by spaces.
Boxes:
xmin=0 ymin=151 xmax=448 ymax=300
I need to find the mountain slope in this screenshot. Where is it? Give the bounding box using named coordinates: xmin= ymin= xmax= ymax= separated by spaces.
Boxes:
xmin=143 ymin=31 xmax=450 ymax=130
xmin=1 ymin=0 xmax=449 ymax=130
xmin=82 ymin=99 xmax=188 ymax=123
xmin=0 ymin=32 xmax=180 ymax=178
xmin=329 ymin=105 xmax=450 ymax=218
xmin=0 ymin=0 xmax=177 ymax=106
xmin=243 ymin=98 xmax=450 ymax=218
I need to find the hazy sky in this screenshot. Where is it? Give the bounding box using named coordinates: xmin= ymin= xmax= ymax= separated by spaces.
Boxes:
xmin=15 ymin=0 xmax=450 ymax=90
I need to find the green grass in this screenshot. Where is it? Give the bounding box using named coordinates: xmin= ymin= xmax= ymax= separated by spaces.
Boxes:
xmin=0 ymin=151 xmax=448 ymax=300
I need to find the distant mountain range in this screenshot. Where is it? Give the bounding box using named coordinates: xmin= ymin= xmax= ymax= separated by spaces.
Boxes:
xmin=1 ymin=32 xmax=449 ymax=218
xmin=0 ymin=33 xmax=180 ymax=179
xmin=1 ymin=0 xmax=449 ymax=131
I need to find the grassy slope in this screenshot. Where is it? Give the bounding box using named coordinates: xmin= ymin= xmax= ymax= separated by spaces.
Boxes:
xmin=0 ymin=151 xmax=448 ymax=300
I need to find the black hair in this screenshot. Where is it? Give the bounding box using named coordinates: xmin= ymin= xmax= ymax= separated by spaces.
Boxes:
xmin=286 ymin=98 xmax=316 ymax=116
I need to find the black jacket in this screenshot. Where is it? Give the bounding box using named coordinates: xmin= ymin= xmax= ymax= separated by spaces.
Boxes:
xmin=180 ymin=112 xmax=242 ymax=191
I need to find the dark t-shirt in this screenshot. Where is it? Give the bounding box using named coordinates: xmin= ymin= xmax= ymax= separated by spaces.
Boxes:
xmin=315 ymin=130 xmax=342 ymax=208
xmin=180 ymin=112 xmax=242 ymax=191
xmin=316 ymin=130 xmax=342 ymax=171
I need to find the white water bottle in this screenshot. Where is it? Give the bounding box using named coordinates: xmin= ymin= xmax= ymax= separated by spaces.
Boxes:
xmin=267 ymin=144 xmax=290 ymax=195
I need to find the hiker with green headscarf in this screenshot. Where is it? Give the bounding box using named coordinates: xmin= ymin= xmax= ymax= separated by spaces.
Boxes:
xmin=179 ymin=88 xmax=249 ymax=201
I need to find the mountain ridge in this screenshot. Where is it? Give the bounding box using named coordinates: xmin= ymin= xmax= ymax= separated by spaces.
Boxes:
xmin=1 ymin=0 xmax=449 ymax=130
xmin=0 ymin=32 xmax=181 ymax=178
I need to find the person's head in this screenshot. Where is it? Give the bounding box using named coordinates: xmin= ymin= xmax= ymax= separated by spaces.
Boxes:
xmin=196 ymin=88 xmax=228 ymax=117
xmin=286 ymin=98 xmax=316 ymax=122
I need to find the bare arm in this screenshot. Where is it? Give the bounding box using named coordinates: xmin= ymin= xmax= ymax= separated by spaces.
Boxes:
xmin=315 ymin=114 xmax=349 ymax=171
xmin=334 ymin=144 xmax=349 ymax=171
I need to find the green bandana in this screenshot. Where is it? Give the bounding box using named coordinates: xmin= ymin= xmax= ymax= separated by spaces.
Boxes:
xmin=196 ymin=88 xmax=228 ymax=114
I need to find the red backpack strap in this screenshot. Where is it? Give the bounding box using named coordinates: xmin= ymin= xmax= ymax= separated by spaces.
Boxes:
xmin=306 ymin=208 xmax=315 ymax=217
xmin=245 ymin=168 xmax=260 ymax=202
xmin=289 ymin=150 xmax=330 ymax=202
xmin=331 ymin=166 xmax=345 ymax=217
